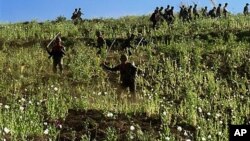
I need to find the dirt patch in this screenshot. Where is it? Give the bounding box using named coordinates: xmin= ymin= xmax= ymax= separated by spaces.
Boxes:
xmin=57 ymin=109 xmax=161 ymax=141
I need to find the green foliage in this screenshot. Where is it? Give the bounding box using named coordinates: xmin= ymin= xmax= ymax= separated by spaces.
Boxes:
xmin=0 ymin=14 xmax=250 ymax=140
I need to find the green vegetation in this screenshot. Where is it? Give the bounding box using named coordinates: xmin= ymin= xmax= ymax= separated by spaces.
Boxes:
xmin=0 ymin=15 xmax=250 ymax=141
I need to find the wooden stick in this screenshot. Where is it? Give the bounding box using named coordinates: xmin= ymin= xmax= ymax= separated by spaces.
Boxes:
xmin=46 ymin=32 xmax=61 ymax=48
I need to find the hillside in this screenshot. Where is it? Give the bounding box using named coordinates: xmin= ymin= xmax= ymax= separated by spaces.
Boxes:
xmin=0 ymin=15 xmax=250 ymax=141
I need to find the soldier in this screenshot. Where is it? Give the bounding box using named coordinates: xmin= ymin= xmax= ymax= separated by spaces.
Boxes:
xmin=71 ymin=9 xmax=78 ymax=20
xmin=188 ymin=5 xmax=193 ymax=21
xmin=96 ymin=31 xmax=106 ymax=54
xmin=202 ymin=6 xmax=208 ymax=17
xmin=159 ymin=6 xmax=164 ymax=16
xmin=77 ymin=8 xmax=83 ymax=20
xmin=150 ymin=7 xmax=160 ymax=29
xmin=47 ymin=36 xmax=66 ymax=73
xmin=101 ymin=54 xmax=139 ymax=101
xmin=182 ymin=7 xmax=190 ymax=22
xmin=179 ymin=5 xmax=185 ymax=20
xmin=193 ymin=4 xmax=199 ymax=20
xmin=216 ymin=4 xmax=222 ymax=17
xmin=223 ymin=3 xmax=228 ymax=18
xmin=208 ymin=7 xmax=216 ymax=18
xmin=167 ymin=6 xmax=175 ymax=26
xmin=244 ymin=3 xmax=249 ymax=16
xmin=165 ymin=5 xmax=170 ymax=14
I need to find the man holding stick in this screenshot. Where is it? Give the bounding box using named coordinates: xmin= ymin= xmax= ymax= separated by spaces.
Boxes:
xmin=101 ymin=54 xmax=140 ymax=101
xmin=46 ymin=33 xmax=66 ymax=74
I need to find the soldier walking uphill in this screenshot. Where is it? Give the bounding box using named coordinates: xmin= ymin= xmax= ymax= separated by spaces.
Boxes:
xmin=164 ymin=6 xmax=175 ymax=26
xmin=193 ymin=4 xmax=200 ymax=20
xmin=150 ymin=7 xmax=160 ymax=29
xmin=208 ymin=7 xmax=216 ymax=18
xmin=180 ymin=6 xmax=190 ymax=22
xmin=223 ymin=3 xmax=228 ymax=18
xmin=71 ymin=9 xmax=78 ymax=20
xmin=101 ymin=54 xmax=139 ymax=101
xmin=216 ymin=4 xmax=222 ymax=18
xmin=47 ymin=37 xmax=66 ymax=73
xmin=201 ymin=6 xmax=208 ymax=17
xmin=244 ymin=3 xmax=249 ymax=16
xmin=77 ymin=8 xmax=83 ymax=20
xmin=188 ymin=6 xmax=193 ymax=21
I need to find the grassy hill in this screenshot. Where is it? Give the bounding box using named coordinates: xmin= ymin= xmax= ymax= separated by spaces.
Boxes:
xmin=0 ymin=15 xmax=250 ymax=140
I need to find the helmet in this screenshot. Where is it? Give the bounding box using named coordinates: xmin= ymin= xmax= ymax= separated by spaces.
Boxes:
xmin=120 ymin=54 xmax=128 ymax=62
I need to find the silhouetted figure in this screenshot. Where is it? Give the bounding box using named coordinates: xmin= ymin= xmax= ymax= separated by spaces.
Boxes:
xmin=164 ymin=5 xmax=170 ymax=20
xmin=188 ymin=6 xmax=193 ymax=20
xmin=244 ymin=3 xmax=249 ymax=16
xmin=77 ymin=8 xmax=83 ymax=20
xmin=150 ymin=7 xmax=160 ymax=29
xmin=202 ymin=6 xmax=208 ymax=17
xmin=193 ymin=4 xmax=199 ymax=20
xmin=216 ymin=4 xmax=222 ymax=17
xmin=71 ymin=9 xmax=78 ymax=20
xmin=159 ymin=6 xmax=164 ymax=16
xmin=208 ymin=7 xmax=216 ymax=18
xmin=182 ymin=7 xmax=190 ymax=22
xmin=165 ymin=5 xmax=170 ymax=13
xmin=223 ymin=3 xmax=228 ymax=18
xmin=179 ymin=5 xmax=185 ymax=20
xmin=166 ymin=6 xmax=175 ymax=26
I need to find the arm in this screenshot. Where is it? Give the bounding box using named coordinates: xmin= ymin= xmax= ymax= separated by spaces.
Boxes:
xmin=129 ymin=63 xmax=144 ymax=75
xmin=61 ymin=46 xmax=66 ymax=55
xmin=102 ymin=64 xmax=120 ymax=72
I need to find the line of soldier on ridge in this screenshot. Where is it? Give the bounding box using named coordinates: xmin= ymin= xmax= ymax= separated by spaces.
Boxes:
xmin=150 ymin=3 xmax=249 ymax=29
